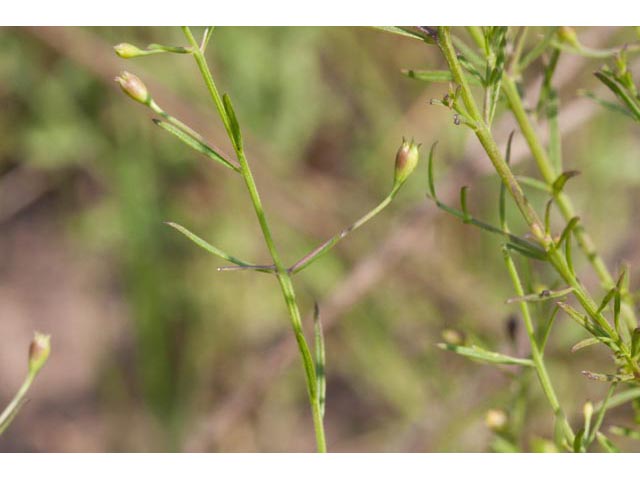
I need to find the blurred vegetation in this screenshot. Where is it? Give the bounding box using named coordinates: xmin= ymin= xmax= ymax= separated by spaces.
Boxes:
xmin=0 ymin=27 xmax=639 ymax=452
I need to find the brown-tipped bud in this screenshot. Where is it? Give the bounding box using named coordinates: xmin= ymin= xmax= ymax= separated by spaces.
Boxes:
xmin=28 ymin=332 xmax=51 ymax=376
xmin=114 ymin=43 xmax=147 ymax=59
xmin=114 ymin=71 xmax=151 ymax=105
xmin=394 ymin=138 xmax=420 ymax=187
xmin=485 ymin=409 xmax=508 ymax=432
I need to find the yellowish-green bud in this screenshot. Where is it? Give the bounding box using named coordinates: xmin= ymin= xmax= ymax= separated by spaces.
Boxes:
xmin=115 ymin=71 xmax=151 ymax=105
xmin=557 ymin=27 xmax=580 ymax=49
xmin=485 ymin=409 xmax=508 ymax=432
xmin=28 ymin=332 xmax=51 ymax=377
xmin=441 ymin=329 xmax=464 ymax=346
xmin=583 ymin=401 xmax=594 ymax=419
xmin=114 ymin=43 xmax=147 ymax=59
xmin=394 ymin=138 xmax=420 ymax=186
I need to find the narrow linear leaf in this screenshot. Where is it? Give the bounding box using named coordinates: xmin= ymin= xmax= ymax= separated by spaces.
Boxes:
xmin=571 ymin=337 xmax=603 ymax=353
xmin=460 ymin=186 xmax=471 ymax=222
xmin=610 ymin=425 xmax=640 ymax=440
xmin=565 ymin=228 xmax=575 ymax=275
xmin=596 ymin=432 xmax=621 ymax=452
xmin=595 ymin=70 xmax=640 ymax=121
xmin=573 ymin=427 xmax=586 ymax=453
xmin=437 ymin=343 xmax=534 ymax=367
xmin=631 ymin=328 xmax=640 ymax=358
xmin=402 ymin=69 xmax=453 ymax=83
xmin=505 ymin=241 xmax=548 ymax=261
xmin=506 ymin=286 xmax=573 ymax=305
xmin=580 ymin=90 xmax=636 ymax=119
xmin=557 ymin=216 xmax=580 ymax=248
xmin=582 ymin=370 xmax=635 ymax=383
xmin=313 ymin=302 xmax=326 ymax=420
xmin=222 ymin=93 xmax=243 ymax=150
xmin=598 ymin=288 xmax=617 ymax=314
xmin=371 ymin=26 xmax=434 ymax=43
xmin=519 ymin=27 xmax=559 ymax=70
xmin=166 ymin=222 xmax=253 ymax=268
xmin=552 ymin=170 xmax=581 ymax=195
xmin=153 ymin=119 xmax=239 ymax=172
xmin=451 ymin=35 xmax=485 ymax=69
xmin=426 ymin=142 xmax=438 ymax=199
xmin=544 ymin=198 xmax=553 ymax=235
xmin=539 ymin=305 xmax=560 ymax=352
xmin=595 ymin=387 xmax=640 ymax=410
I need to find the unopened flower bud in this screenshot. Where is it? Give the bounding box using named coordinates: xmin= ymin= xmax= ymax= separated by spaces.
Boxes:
xmin=485 ymin=409 xmax=508 ymax=432
xmin=114 ymin=71 xmax=151 ymax=105
xmin=557 ymin=27 xmax=580 ymax=49
xmin=394 ymin=138 xmax=420 ymax=187
xmin=28 ymin=332 xmax=51 ymax=377
xmin=583 ymin=401 xmax=594 ymax=420
xmin=114 ymin=43 xmax=147 ymax=59
xmin=441 ymin=329 xmax=464 ymax=346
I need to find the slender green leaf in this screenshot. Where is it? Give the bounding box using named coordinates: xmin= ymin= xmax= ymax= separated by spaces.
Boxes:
xmin=596 ymin=432 xmax=620 ymax=452
xmin=610 ymin=425 xmax=640 ymax=440
xmin=153 ymin=119 xmax=239 ymax=172
xmin=371 ymin=26 xmax=434 ymax=43
xmin=573 ymin=427 xmax=585 ymax=452
xmin=552 ymin=170 xmax=581 ymax=195
xmin=222 ymin=93 xmax=243 ymax=150
xmin=506 ymin=286 xmax=573 ymax=304
xmin=460 ymin=186 xmax=471 ymax=222
xmin=426 ymin=142 xmax=438 ymax=199
xmin=437 ymin=343 xmax=534 ymax=367
xmin=556 ymin=216 xmax=580 ymax=248
xmin=580 ymin=90 xmax=636 ymax=119
xmin=631 ymin=328 xmax=640 ymax=358
xmin=582 ymin=370 xmax=635 ymax=383
xmin=571 ymin=337 xmax=603 ymax=353
xmin=166 ymin=222 xmax=257 ymax=269
xmin=313 ymin=302 xmax=326 ymax=420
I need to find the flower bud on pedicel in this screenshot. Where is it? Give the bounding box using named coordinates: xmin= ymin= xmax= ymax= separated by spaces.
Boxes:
xmin=393 ymin=138 xmax=420 ymax=187
xmin=485 ymin=409 xmax=508 ymax=432
xmin=557 ymin=27 xmax=580 ymax=49
xmin=114 ymin=71 xmax=151 ymax=105
xmin=114 ymin=43 xmax=147 ymax=59
xmin=28 ymin=332 xmax=51 ymax=377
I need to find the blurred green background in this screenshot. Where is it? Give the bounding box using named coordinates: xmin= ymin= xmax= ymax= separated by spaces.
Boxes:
xmin=0 ymin=27 xmax=639 ymax=452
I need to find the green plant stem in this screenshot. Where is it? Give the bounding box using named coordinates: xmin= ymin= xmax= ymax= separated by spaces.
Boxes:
xmin=502 ymin=247 xmax=575 ymax=445
xmin=0 ymin=372 xmax=36 ymax=435
xmin=437 ymin=27 xmax=639 ymax=376
xmin=182 ymin=27 xmax=326 ymax=452
xmin=289 ymin=184 xmax=401 ymax=274
xmin=501 ymin=73 xmax=638 ymax=333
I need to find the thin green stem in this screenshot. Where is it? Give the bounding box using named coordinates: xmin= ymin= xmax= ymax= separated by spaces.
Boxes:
xmin=501 ymin=75 xmax=638 ymax=332
xmin=182 ymin=27 xmax=326 ymax=452
xmin=502 ymin=246 xmax=575 ymax=446
xmin=0 ymin=373 xmax=35 ymax=435
xmin=437 ymin=27 xmax=639 ymax=376
xmin=585 ymin=382 xmax=617 ymax=447
xmin=289 ymin=184 xmax=400 ymax=274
